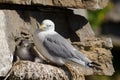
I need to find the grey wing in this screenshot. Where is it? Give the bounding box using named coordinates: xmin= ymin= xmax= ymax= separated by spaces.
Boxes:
xmin=43 ymin=33 xmax=100 ymax=68
xmin=43 ymin=33 xmax=80 ymax=59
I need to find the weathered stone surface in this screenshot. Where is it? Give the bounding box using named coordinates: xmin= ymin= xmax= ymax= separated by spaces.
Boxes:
xmin=0 ymin=8 xmax=114 ymax=79
xmin=0 ymin=0 xmax=109 ymax=10
xmin=8 ymin=61 xmax=69 ymax=80
xmin=72 ymin=37 xmax=114 ymax=76
xmin=0 ymin=10 xmax=13 ymax=76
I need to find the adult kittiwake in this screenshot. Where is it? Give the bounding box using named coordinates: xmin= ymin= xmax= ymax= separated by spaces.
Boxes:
xmin=33 ymin=19 xmax=101 ymax=70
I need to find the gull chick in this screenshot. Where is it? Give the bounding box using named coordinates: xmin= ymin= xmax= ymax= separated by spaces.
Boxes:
xmin=33 ymin=19 xmax=101 ymax=69
xmin=14 ymin=40 xmax=35 ymax=61
xmin=15 ymin=40 xmax=43 ymax=63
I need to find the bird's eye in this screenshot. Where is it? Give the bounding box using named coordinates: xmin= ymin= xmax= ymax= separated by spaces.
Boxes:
xmin=47 ymin=25 xmax=51 ymax=27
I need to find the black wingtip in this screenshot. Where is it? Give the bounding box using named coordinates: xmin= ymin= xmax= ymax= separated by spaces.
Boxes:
xmin=91 ymin=62 xmax=101 ymax=66
xmin=87 ymin=62 xmax=102 ymax=71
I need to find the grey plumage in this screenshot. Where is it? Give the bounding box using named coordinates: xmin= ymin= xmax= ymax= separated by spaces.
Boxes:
xmin=43 ymin=34 xmax=91 ymax=66
xmin=33 ymin=19 xmax=101 ymax=69
xmin=14 ymin=40 xmax=35 ymax=61
xmin=14 ymin=40 xmax=44 ymax=63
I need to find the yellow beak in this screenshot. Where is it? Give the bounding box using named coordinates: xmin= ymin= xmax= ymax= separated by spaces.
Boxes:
xmin=39 ymin=24 xmax=45 ymax=30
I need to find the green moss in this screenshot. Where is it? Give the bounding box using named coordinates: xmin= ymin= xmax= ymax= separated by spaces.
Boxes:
xmin=87 ymin=3 xmax=113 ymax=29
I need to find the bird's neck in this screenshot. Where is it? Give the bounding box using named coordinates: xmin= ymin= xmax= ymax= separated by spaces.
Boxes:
xmin=45 ymin=30 xmax=56 ymax=35
xmin=35 ymin=28 xmax=57 ymax=35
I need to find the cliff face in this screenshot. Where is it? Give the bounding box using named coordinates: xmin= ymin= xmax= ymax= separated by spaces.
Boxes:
xmin=0 ymin=0 xmax=109 ymax=10
xmin=0 ymin=0 xmax=114 ymax=80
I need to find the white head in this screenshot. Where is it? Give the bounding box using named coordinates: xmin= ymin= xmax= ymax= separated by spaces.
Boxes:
xmin=39 ymin=19 xmax=55 ymax=31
